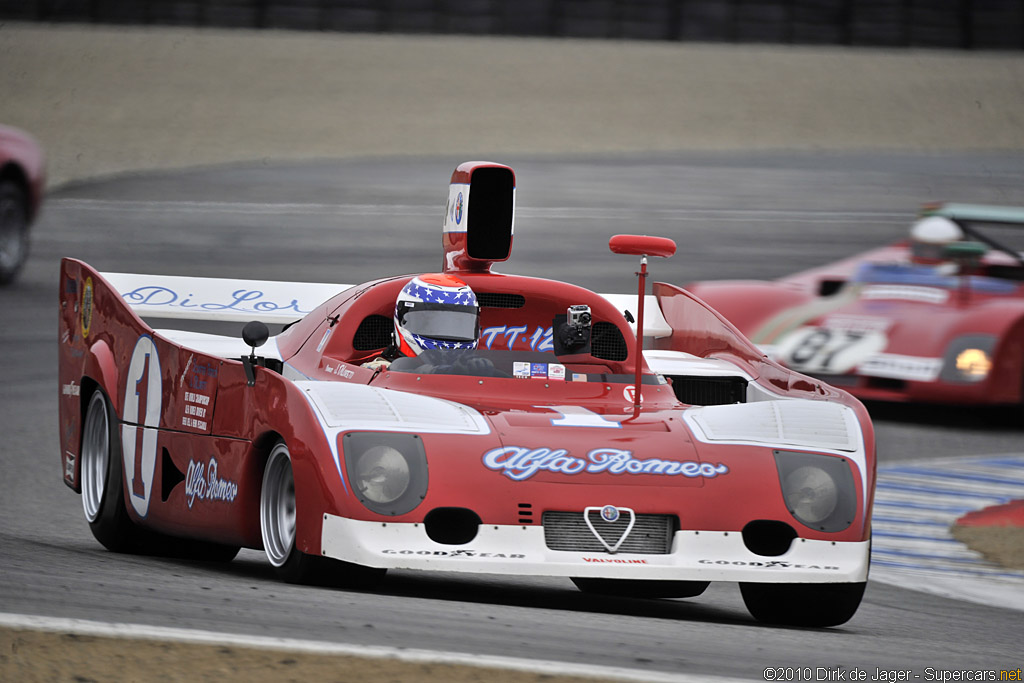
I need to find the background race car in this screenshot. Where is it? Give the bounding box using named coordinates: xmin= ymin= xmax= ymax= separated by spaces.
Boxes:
xmin=0 ymin=124 xmax=45 ymax=284
xmin=685 ymin=203 xmax=1024 ymax=410
xmin=58 ymin=161 xmax=876 ymax=627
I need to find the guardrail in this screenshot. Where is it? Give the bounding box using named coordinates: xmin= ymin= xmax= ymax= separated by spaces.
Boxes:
xmin=2 ymin=0 xmax=1021 ymax=49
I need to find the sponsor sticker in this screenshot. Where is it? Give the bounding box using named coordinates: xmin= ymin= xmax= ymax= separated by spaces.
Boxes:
xmin=382 ymin=549 xmax=525 ymax=559
xmin=513 ymin=361 xmax=531 ymax=379
xmin=185 ymin=457 xmax=238 ymax=508
xmin=80 ymin=277 xmax=93 ymax=338
xmin=548 ymin=363 xmax=566 ymax=381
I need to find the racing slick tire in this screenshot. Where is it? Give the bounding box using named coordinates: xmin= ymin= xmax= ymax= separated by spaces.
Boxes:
xmin=570 ymin=578 xmax=710 ymax=598
xmin=81 ymin=388 xmax=241 ymax=561
xmin=0 ymin=179 xmax=30 ymax=285
xmin=81 ymin=388 xmax=143 ymax=553
xmin=261 ymin=440 xmax=384 ymax=587
xmin=739 ymin=581 xmax=867 ymax=627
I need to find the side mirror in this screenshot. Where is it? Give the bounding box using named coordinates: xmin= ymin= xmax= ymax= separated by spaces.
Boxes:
xmin=609 ymin=234 xmax=676 ymax=258
xmin=243 ymin=320 xmax=269 ymax=350
xmin=242 ymin=321 xmax=269 ymax=386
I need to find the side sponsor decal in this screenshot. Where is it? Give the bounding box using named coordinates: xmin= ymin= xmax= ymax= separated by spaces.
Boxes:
xmin=80 ymin=277 xmax=93 ymax=338
xmin=63 ymin=451 xmax=76 ymax=484
xmin=122 ymin=335 xmax=162 ymax=518
xmin=383 ymin=549 xmax=525 ymax=559
xmin=481 ymin=325 xmax=553 ymax=352
xmin=122 ymin=285 xmax=313 ymax=317
xmin=698 ymin=559 xmax=840 ymax=570
xmin=483 ymin=446 xmax=729 ymax=482
xmin=185 ymin=457 xmax=238 ymax=508
xmin=583 ymin=557 xmax=648 ymax=564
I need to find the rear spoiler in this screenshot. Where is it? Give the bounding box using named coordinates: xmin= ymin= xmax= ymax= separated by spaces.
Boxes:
xmin=102 ymin=272 xmax=353 ymax=324
xmin=922 ymin=202 xmax=1024 ymax=227
xmin=920 ymin=203 xmax=1024 ymax=266
xmin=102 ymin=271 xmax=673 ymax=336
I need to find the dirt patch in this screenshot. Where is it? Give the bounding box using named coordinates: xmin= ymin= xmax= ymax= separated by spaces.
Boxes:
xmin=2 ymin=23 xmax=1024 ymax=187
xmin=952 ymin=525 xmax=1024 ymax=570
xmin=0 ymin=627 xmax=626 ymax=683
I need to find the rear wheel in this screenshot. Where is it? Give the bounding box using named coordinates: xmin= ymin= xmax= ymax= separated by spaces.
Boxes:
xmin=0 ymin=180 xmax=30 ymax=285
xmin=261 ymin=440 xmax=383 ymax=586
xmin=81 ymin=389 xmax=140 ymax=552
xmin=739 ymin=581 xmax=866 ymax=627
xmin=81 ymin=389 xmax=241 ymax=561
xmin=571 ymin=578 xmax=709 ymax=598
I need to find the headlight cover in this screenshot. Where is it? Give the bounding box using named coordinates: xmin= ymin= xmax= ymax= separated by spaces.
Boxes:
xmin=344 ymin=432 xmax=428 ymax=516
xmin=940 ymin=334 xmax=996 ymax=383
xmin=774 ymin=450 xmax=857 ymax=532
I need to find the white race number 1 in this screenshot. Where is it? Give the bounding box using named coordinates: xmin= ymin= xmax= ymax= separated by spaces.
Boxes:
xmin=122 ymin=335 xmax=162 ymax=517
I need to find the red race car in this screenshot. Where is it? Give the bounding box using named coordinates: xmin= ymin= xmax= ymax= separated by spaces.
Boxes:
xmin=58 ymin=161 xmax=875 ymax=627
xmin=0 ymin=124 xmax=45 ymax=284
xmin=686 ymin=203 xmax=1024 ymax=410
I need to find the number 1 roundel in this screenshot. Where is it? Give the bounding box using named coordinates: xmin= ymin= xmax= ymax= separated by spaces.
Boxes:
xmin=122 ymin=335 xmax=162 ymax=518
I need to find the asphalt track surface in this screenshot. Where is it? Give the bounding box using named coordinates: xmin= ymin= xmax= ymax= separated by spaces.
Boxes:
xmin=2 ymin=153 xmax=1023 ymax=680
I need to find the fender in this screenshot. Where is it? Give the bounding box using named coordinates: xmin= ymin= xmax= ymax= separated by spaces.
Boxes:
xmin=83 ymin=339 xmax=120 ymax=416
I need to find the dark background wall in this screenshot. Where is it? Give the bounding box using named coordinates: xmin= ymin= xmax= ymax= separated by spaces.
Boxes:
xmin=2 ymin=0 xmax=1022 ymax=49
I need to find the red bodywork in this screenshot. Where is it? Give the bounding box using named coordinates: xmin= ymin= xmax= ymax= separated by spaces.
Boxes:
xmin=58 ymin=162 xmax=876 ymax=591
xmin=0 ymin=124 xmax=45 ymax=219
xmin=686 ymin=235 xmax=1024 ymax=407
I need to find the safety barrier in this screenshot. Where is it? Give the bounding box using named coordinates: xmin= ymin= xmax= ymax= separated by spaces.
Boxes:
xmin=2 ymin=0 xmax=1021 ymax=49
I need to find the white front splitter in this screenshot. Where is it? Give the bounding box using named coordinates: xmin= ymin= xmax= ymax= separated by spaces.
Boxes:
xmin=321 ymin=515 xmax=870 ymax=584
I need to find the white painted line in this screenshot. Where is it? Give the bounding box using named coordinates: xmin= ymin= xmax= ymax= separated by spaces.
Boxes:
xmin=0 ymin=612 xmax=744 ymax=683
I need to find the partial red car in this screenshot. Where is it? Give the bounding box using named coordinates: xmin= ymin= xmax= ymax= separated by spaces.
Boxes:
xmin=58 ymin=162 xmax=875 ymax=627
xmin=0 ymin=124 xmax=45 ymax=284
xmin=686 ymin=203 xmax=1024 ymax=411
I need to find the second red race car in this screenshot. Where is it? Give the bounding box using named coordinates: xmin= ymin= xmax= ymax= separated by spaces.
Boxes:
xmin=58 ymin=161 xmax=876 ymax=627
xmin=686 ymin=203 xmax=1024 ymax=411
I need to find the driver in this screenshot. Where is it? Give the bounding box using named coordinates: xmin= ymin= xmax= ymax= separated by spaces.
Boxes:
xmin=909 ymin=215 xmax=964 ymax=265
xmin=363 ymin=273 xmax=480 ymax=371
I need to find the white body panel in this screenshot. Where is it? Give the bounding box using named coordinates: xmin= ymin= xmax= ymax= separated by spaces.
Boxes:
xmin=321 ymin=515 xmax=870 ymax=583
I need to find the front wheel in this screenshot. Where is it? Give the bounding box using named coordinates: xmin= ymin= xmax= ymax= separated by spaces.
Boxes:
xmin=739 ymin=581 xmax=867 ymax=627
xmin=260 ymin=441 xmax=384 ymax=587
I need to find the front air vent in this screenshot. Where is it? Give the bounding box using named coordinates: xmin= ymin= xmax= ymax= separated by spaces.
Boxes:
xmin=543 ymin=511 xmax=676 ymax=554
xmin=477 ymin=292 xmax=525 ymax=309
xmin=517 ymin=503 xmax=534 ymax=524
xmin=590 ymin=321 xmax=628 ymax=362
xmin=352 ymin=314 xmax=393 ymax=351
xmin=668 ymin=375 xmax=747 ymax=406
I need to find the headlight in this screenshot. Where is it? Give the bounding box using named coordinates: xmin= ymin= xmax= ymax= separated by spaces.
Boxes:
xmin=344 ymin=432 xmax=427 ymax=516
xmin=774 ymin=451 xmax=857 ymax=532
xmin=940 ymin=335 xmax=996 ymax=383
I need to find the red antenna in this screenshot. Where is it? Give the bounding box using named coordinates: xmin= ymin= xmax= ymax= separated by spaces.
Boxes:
xmin=609 ymin=235 xmax=677 ymax=419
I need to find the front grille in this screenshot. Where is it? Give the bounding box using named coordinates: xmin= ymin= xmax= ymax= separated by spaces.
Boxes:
xmin=668 ymin=375 xmax=747 ymax=405
xmin=477 ymin=292 xmax=525 ymax=309
xmin=591 ymin=322 xmax=628 ymax=361
xmin=543 ymin=510 xmax=676 ymax=554
xmin=352 ymin=314 xmax=393 ymax=351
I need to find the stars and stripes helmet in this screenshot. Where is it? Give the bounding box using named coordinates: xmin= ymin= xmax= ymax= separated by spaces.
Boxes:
xmin=394 ymin=274 xmax=480 ymax=356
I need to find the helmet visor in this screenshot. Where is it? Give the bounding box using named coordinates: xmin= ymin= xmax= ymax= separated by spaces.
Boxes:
xmin=398 ymin=303 xmax=479 ymax=341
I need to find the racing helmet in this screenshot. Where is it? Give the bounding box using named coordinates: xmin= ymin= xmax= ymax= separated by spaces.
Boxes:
xmin=394 ymin=274 xmax=480 ymax=356
xmin=909 ymin=216 xmax=964 ymax=263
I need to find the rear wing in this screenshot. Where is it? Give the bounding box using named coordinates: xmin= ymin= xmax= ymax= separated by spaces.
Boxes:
xmin=921 ymin=203 xmax=1024 ymax=266
xmin=102 ymin=271 xmax=353 ymax=324
xmin=922 ymin=202 xmax=1024 ymax=226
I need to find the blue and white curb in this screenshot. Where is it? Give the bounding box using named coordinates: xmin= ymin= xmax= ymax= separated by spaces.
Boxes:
xmin=870 ymin=454 xmax=1024 ymax=611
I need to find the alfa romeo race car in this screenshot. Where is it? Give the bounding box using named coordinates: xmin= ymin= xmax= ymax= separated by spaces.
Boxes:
xmin=686 ymin=203 xmax=1024 ymax=410
xmin=58 ymin=161 xmax=875 ymax=627
xmin=0 ymin=124 xmax=45 ymax=284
